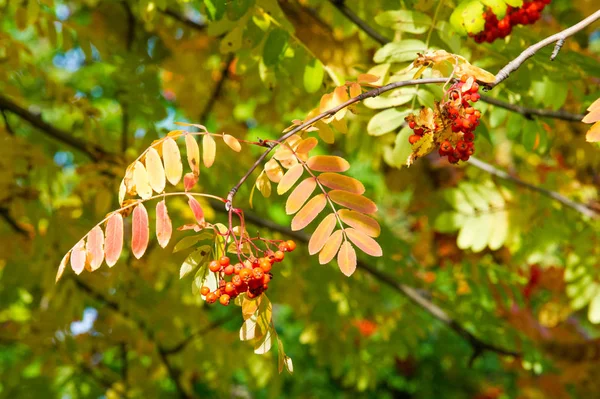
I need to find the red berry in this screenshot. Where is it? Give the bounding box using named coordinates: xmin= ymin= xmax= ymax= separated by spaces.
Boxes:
xmin=408 ymin=134 xmax=421 ymax=145
xmin=219 ymin=256 xmax=230 ymax=267
xmin=239 ymin=268 xmax=251 ymax=281
xmin=253 ymin=268 xmax=264 ymax=280
xmin=278 ymin=242 xmax=290 ymax=252
xmin=470 ymin=93 xmax=480 ymax=102
xmin=219 ymin=294 xmax=230 ymax=306
xmin=224 ymin=265 xmax=234 ymax=275
xmin=440 ymin=141 xmax=452 ymax=153
xmin=232 ymin=275 xmax=243 ymax=287
xmin=209 ymin=260 xmax=221 ymax=272
xmin=206 ymin=292 xmax=217 ymax=304
xmin=464 ymin=132 xmax=475 ymax=142
xmin=225 ymin=282 xmax=236 ymax=295
xmin=408 ymin=121 xmax=416 ymax=129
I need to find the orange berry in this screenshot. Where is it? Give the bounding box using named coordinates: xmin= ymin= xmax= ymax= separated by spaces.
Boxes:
xmin=233 ymin=263 xmax=244 ymax=274
xmin=205 ymin=292 xmax=217 ymax=304
xmin=232 ymin=275 xmax=243 ymax=287
xmin=279 ymin=242 xmax=290 ymax=252
xmin=200 ymin=286 xmax=210 ymax=296
xmin=224 ymin=265 xmax=234 ymax=275
xmin=260 ymin=260 xmax=272 ymax=273
xmin=274 ymin=251 xmax=285 ymax=262
xmin=262 ymin=274 xmax=271 ymax=285
xmin=225 ymin=282 xmax=236 ymax=295
xmin=408 ymin=134 xmax=421 ymax=145
xmin=219 ymin=294 xmax=230 ymax=306
xmin=286 ymin=240 xmax=296 ymax=251
xmin=253 ymin=268 xmax=264 ymax=280
xmin=219 ymin=256 xmax=230 ymax=267
xmin=209 ymin=260 xmax=221 ymax=272
xmin=239 ymin=268 xmax=252 ymax=281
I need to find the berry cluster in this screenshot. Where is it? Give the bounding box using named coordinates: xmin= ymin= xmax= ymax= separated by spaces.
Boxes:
xmin=201 ymin=240 xmax=296 ymax=305
xmin=471 ymin=0 xmax=551 ymax=43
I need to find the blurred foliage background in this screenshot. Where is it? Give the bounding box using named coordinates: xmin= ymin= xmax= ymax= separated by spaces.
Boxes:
xmin=1 ymin=0 xmax=599 ymax=398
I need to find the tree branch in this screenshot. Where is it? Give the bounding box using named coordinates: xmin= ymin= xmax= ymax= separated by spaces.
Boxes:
xmin=212 ymin=200 xmax=520 ymax=361
xmin=0 ymin=94 xmax=113 ymax=161
xmin=492 ymin=9 xmax=600 ymax=86
xmin=199 ymin=54 xmax=234 ymax=123
xmin=328 ymin=0 xmax=390 ymax=45
xmin=0 ymin=207 xmax=29 ymax=236
xmin=479 ymin=94 xmax=585 ymax=122
xmin=161 ymin=8 xmax=206 ymax=31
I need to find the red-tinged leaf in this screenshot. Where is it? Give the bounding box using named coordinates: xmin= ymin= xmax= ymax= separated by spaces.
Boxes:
xmin=56 ymin=251 xmax=70 ymax=283
xmin=87 ymin=226 xmax=104 ymax=271
xmin=308 ymin=213 xmax=337 ymax=255
xmin=587 ymin=98 xmax=600 ymax=112
xmin=132 ymin=204 xmax=149 ymax=259
xmin=223 ymin=134 xmax=242 ymax=152
xmin=145 ymin=148 xmax=166 ymax=194
xmin=346 ymin=228 xmax=382 ymax=257
xmin=162 ymin=137 xmax=183 ymax=186
xmin=177 ymin=224 xmax=203 ymax=232
xmin=70 ymin=241 xmax=86 ymax=275
xmin=203 ymin=134 xmax=216 ymax=167
xmin=329 ymin=190 xmax=377 ymax=214
xmin=318 ymin=172 xmax=365 ymax=194
xmin=286 ymin=177 xmax=317 ymax=214
xmin=586 ymin=121 xmax=600 ymax=142
xmin=156 ymin=200 xmax=172 ymax=248
xmin=264 ymin=158 xmax=283 ymax=183
xmin=105 ymin=213 xmax=123 ymax=267
xmin=277 ymin=164 xmax=304 ymax=195
xmin=583 ymin=107 xmax=600 ymax=124
xmin=319 ymin=230 xmax=343 ymax=264
xmin=187 ymin=194 xmax=205 ymax=224
xmin=291 ymin=194 xmax=327 ymax=231
xmin=307 ymin=155 xmax=350 ymax=172
xmin=133 ymin=161 xmax=152 ymax=199
xmin=357 ymin=74 xmax=379 ymax=84
xmin=337 ymin=240 xmax=357 ymax=277
xmin=338 ymin=209 xmax=381 ymax=237
xmin=185 ymin=134 xmax=201 ymax=175
xmin=296 ymin=137 xmax=318 ymax=154
xmin=183 ymin=172 xmax=198 ymax=192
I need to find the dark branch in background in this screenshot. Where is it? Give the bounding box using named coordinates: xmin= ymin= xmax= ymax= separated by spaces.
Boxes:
xmin=199 ymin=54 xmax=234 ymax=123
xmin=161 ymin=312 xmax=238 ymax=355
xmin=492 ymin=9 xmax=600 ymax=86
xmin=1 ymin=108 xmax=14 ymax=135
xmin=0 ymin=207 xmax=29 ymax=236
xmin=0 ymin=94 xmax=113 ymax=161
xmin=162 ymin=8 xmax=206 ymax=31
xmin=468 ymin=157 xmax=598 ymax=218
xmin=210 ymin=200 xmax=520 ymax=361
xmin=120 ymin=2 xmax=135 ymax=154
xmin=328 ymin=0 xmax=390 ymax=45
xmin=479 ymin=94 xmax=585 ymax=122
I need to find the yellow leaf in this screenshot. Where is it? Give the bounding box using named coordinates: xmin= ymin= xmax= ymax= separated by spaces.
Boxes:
xmin=338 ymin=209 xmax=380 ymax=237
xmin=319 ymin=230 xmax=343 ymax=264
xmin=308 ymin=213 xmax=337 ymax=255
xmin=133 ymin=161 xmax=152 ymax=199
xmin=328 ymin=190 xmax=378 ymax=214
xmin=586 ymin=121 xmax=600 ymax=143
xmin=291 ymin=194 xmax=327 ymax=231
xmin=317 ymin=173 xmax=365 ymax=194
xmin=286 ymin=178 xmax=317 ymax=215
xmin=306 ymin=155 xmax=350 ymax=172
xmin=337 ymin=240 xmax=357 ymax=277
xmin=277 ymin=164 xmax=304 ymax=195
xmin=256 ymin=171 xmax=272 ymax=198
xmin=203 ymin=134 xmax=216 ymax=167
xmin=315 ymin=121 xmax=335 ymax=144
xmin=162 ymin=137 xmax=183 ymax=186
xmin=345 ymin=228 xmax=382 ymax=257
xmin=185 ymin=134 xmax=201 ymax=176
xmin=223 ymin=134 xmax=242 ymax=152
xmin=145 ymin=148 xmax=166 ymax=194
xmin=56 ymin=251 xmax=70 ymax=283
xmin=265 ymin=159 xmax=283 ymax=183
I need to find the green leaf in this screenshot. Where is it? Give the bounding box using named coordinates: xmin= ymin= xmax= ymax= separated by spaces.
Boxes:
xmin=227 ymin=0 xmax=254 ymax=20
xmin=303 ymin=59 xmax=324 ymax=94
xmin=434 ymin=212 xmax=465 ymax=233
xmin=450 ymin=1 xmax=485 ymax=35
xmin=459 ymin=183 xmax=490 ymax=211
xmin=263 ymin=29 xmax=289 ymax=67
xmin=589 ymin=293 xmax=600 ymax=323
xmin=444 ymin=188 xmax=475 ymax=215
xmin=488 ymin=211 xmax=509 ymax=250
xmin=220 ymin=26 xmax=244 ymax=54
xmin=363 ymin=88 xmax=417 ymax=109
xmin=373 ymin=40 xmax=427 ymax=64
xmin=173 ymin=231 xmax=214 ymax=253
xmin=374 ymin=10 xmax=432 ymax=34
xmin=204 ymin=0 xmax=225 ymax=20
xmin=367 ymin=108 xmax=412 ymax=136
xmin=389 ymin=126 xmax=414 ymax=167
xmin=180 ymin=245 xmax=211 ymax=279
xmin=481 ymin=0 xmax=509 ymax=19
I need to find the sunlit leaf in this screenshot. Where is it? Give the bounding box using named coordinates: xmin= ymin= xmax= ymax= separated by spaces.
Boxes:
xmin=286 ymin=177 xmax=317 ymax=214
xmin=314 ymin=120 xmax=335 ymax=144
xmin=133 ymin=161 xmax=152 ymax=199
xmin=346 ymin=228 xmax=382 ymax=257
xmin=223 ymin=134 xmax=242 ymax=152
xmin=338 ymin=209 xmax=381 ymax=237
xmin=291 ymin=194 xmax=327 ymax=231
xmin=156 ymin=200 xmax=172 ymax=248
xmin=319 ymin=230 xmax=343 ymax=264
xmin=337 ymin=240 xmax=357 ymax=277
xmin=145 ymin=148 xmax=166 ymax=194
xmin=203 ymin=134 xmax=216 ymax=167
xmin=586 ymin=121 xmax=600 ymax=143
xmin=162 ymin=137 xmax=183 ymax=186
xmin=256 ymin=171 xmax=272 ymax=198
xmin=187 ymin=194 xmax=205 ymax=224
xmin=132 ymin=204 xmax=149 ymax=259
xmin=185 ymin=134 xmax=201 ymax=176
xmin=318 ymin=173 xmax=365 ymax=194
xmin=296 ymin=137 xmax=319 ymax=154
xmin=105 ymin=213 xmax=124 ymax=267
xmin=328 ymin=190 xmax=377 ymax=214
xmin=56 ymin=251 xmax=70 ymax=283
xmin=304 ymin=58 xmax=324 ymax=94
xmin=87 ymin=226 xmax=104 ymax=271
xmin=277 ymin=164 xmax=304 ymax=195
xmin=306 ymin=155 xmax=350 ymax=172
xmin=265 ymin=158 xmax=284 ymax=183
xmin=183 ymin=172 xmax=198 ymax=192
xmin=70 ymin=241 xmax=86 ymax=275
xmin=308 ymin=213 xmax=337 ymax=255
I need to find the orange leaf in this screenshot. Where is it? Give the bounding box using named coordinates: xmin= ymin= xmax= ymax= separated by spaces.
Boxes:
xmin=70 ymin=240 xmax=86 ymax=275
xmin=337 ymin=240 xmax=357 ymax=277
xmin=286 ymin=177 xmax=317 ymax=214
xmin=346 ymin=228 xmax=382 ymax=257
xmin=296 ymin=137 xmax=318 ymax=154
xmin=187 ymin=194 xmax=205 ymax=224
xmin=308 ymin=213 xmax=337 ymax=255
xmin=318 ymin=173 xmax=365 ymax=194
xmin=315 ymin=121 xmax=335 ymax=144
xmin=319 ymin=230 xmax=343 ymax=264
xmin=349 ymin=82 xmax=362 ymax=98
xmin=183 ymin=172 xmax=198 ymax=192
xmin=329 ymin=190 xmax=377 ymax=214
xmin=132 ymin=204 xmax=149 ymax=259
xmin=291 ymin=194 xmax=327 ymax=231
xmin=174 ymin=122 xmax=207 ymax=131
xmin=586 ymin=121 xmax=600 ymax=143
xmin=277 ymin=164 xmax=304 ymax=195
xmin=56 ymin=251 xmax=70 ymax=283
xmin=156 ymin=200 xmax=172 ymax=248
xmin=162 ymin=137 xmax=183 ymax=186
xmin=133 ymin=161 xmax=152 ymax=199
xmin=332 ymin=86 xmax=349 ymax=120
xmin=203 ymin=134 xmax=216 ymax=167
xmin=265 ymin=158 xmax=284 ymax=183
xmin=306 ymin=155 xmax=350 ymax=172
xmin=223 ymin=134 xmax=242 ymax=152
xmin=338 ymin=209 xmax=380 ymax=237
xmin=105 ymin=213 xmax=123 ymax=267
xmin=145 ymin=148 xmax=166 ymax=194
xmin=357 ymin=74 xmax=379 ymax=83
xmin=87 ymin=226 xmax=104 ymax=271
xmin=583 ymin=107 xmax=600 ymax=124
xmin=587 ymin=97 xmax=600 ymax=112
xmin=185 ymin=134 xmax=201 ymax=175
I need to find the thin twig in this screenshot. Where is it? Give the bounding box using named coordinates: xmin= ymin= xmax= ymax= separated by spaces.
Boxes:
xmin=162 ymin=8 xmax=206 ymax=31
xmin=199 ymin=54 xmax=234 ymax=123
xmin=492 ymin=9 xmax=600 ymax=87
xmin=328 ymin=0 xmax=390 ymax=45
xmin=0 ymin=207 xmax=29 ymax=236
xmin=479 ymin=95 xmax=585 ymax=122
xmin=1 ymin=108 xmax=14 ymax=135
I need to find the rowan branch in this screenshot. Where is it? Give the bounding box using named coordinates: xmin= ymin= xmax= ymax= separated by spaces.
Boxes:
xmin=492 ymin=9 xmax=600 ymax=87
xmin=0 ymin=94 xmax=113 ymax=161
xmin=479 ymin=94 xmax=585 ymax=122
xmin=221 ymin=202 xmax=520 ymax=361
